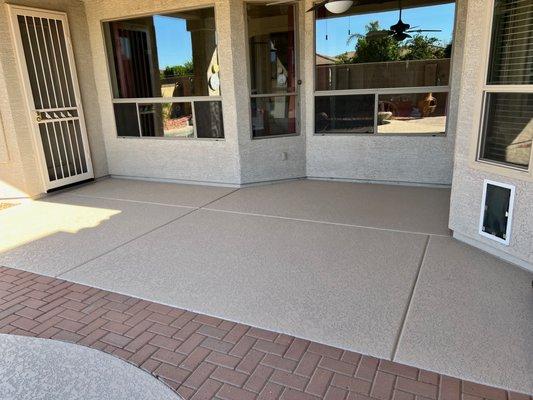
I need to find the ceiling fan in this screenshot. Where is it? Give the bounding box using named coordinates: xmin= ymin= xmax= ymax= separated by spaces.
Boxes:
xmin=266 ymin=0 xmax=354 ymax=14
xmin=366 ymin=1 xmax=442 ymax=41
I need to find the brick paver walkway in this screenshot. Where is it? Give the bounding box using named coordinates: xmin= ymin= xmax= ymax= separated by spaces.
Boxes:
xmin=0 ymin=266 xmax=530 ymax=400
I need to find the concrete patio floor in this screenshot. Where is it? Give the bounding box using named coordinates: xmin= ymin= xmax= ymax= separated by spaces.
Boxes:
xmin=0 ymin=334 xmax=178 ymax=400
xmin=0 ymin=178 xmax=531 ymax=394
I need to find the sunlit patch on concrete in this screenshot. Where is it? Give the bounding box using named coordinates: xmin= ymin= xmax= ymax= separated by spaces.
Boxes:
xmin=0 ymin=200 xmax=121 ymax=253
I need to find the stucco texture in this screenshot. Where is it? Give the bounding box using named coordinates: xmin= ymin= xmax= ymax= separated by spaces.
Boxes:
xmin=83 ymin=0 xmax=242 ymax=185
xmin=303 ymin=0 xmax=467 ymax=186
xmin=0 ymin=0 xmax=108 ymax=199
xmin=448 ymin=0 xmax=533 ymax=268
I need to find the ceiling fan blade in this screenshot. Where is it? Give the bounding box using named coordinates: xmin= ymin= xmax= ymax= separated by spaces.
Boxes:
xmin=393 ymin=32 xmax=411 ymax=41
xmin=406 ymin=29 xmax=442 ymax=33
xmin=307 ymin=0 xmax=328 ymax=13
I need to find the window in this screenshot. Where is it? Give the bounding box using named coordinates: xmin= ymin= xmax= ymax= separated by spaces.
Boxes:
xmin=477 ymin=0 xmax=533 ymax=170
xmin=314 ymin=1 xmax=455 ymax=135
xmin=104 ymin=7 xmax=224 ymax=139
xmin=246 ymin=4 xmax=298 ymax=138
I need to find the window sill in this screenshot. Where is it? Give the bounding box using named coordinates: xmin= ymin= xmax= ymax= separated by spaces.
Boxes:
xmin=116 ymin=136 xmax=225 ymax=142
xmin=470 ymin=159 xmax=533 ymax=182
xmin=312 ymin=132 xmax=447 ymax=137
xmin=252 ymin=133 xmax=301 ymax=140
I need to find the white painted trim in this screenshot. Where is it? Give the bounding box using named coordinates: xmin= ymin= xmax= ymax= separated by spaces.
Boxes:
xmin=453 ymin=232 xmax=533 ymax=273
xmin=478 ymin=179 xmax=515 ymax=246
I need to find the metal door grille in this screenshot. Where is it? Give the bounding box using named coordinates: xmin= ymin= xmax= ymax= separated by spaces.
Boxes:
xmin=13 ymin=10 xmax=92 ymax=186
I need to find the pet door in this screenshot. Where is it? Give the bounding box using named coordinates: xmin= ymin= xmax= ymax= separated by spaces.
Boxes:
xmin=479 ymin=180 xmax=515 ymax=245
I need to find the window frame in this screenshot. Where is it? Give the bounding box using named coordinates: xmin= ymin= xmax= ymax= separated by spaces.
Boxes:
xmin=475 ymin=0 xmax=533 ymax=173
xmin=312 ymin=1 xmax=457 ymax=137
xmin=101 ymin=5 xmax=225 ymax=141
xmin=244 ymin=1 xmax=301 ymax=140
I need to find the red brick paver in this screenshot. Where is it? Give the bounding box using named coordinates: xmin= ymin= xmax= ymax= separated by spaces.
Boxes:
xmin=0 ymin=266 xmax=530 ymax=400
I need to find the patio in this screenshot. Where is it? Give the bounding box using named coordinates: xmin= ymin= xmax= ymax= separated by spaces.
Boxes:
xmin=0 ymin=178 xmax=531 ymax=395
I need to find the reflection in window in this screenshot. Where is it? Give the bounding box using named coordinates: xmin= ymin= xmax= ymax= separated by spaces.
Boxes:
xmin=195 ymin=101 xmax=224 ymax=139
xmin=479 ymin=93 xmax=532 ymax=169
xmin=104 ymin=8 xmax=224 ymax=139
xmin=315 ymin=95 xmax=374 ymax=134
xmin=377 ymin=92 xmax=447 ymax=135
xmin=138 ymin=103 xmax=194 ymax=138
xmin=247 ymin=4 xmax=298 ymax=137
xmin=252 ymin=96 xmax=297 ymax=137
xmin=106 ymin=8 xmax=219 ymax=98
xmin=114 ymin=103 xmax=140 ymax=137
xmin=313 ymin=0 xmax=454 ymax=136
xmin=315 ymin=1 xmax=455 ymax=91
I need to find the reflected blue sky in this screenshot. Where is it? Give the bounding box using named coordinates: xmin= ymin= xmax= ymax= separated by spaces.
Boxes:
xmin=154 ymin=15 xmax=192 ymax=68
xmin=151 ymin=3 xmax=455 ymax=67
xmin=316 ymin=3 xmax=455 ymax=57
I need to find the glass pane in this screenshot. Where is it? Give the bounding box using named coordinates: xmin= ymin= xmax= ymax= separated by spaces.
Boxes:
xmin=195 ymin=101 xmax=224 ymax=138
xmin=315 ymin=1 xmax=455 ymax=90
xmin=377 ymin=92 xmax=447 ymax=135
xmin=487 ymin=0 xmax=533 ymax=85
xmin=247 ymin=4 xmax=296 ymax=95
xmin=104 ymin=7 xmax=220 ymax=98
xmin=139 ymin=103 xmax=194 ymax=138
xmin=480 ymin=92 xmax=532 ymax=169
xmin=252 ymin=96 xmax=297 ymax=137
xmin=114 ymin=103 xmax=140 ymax=137
xmin=315 ymin=95 xmax=374 ymax=134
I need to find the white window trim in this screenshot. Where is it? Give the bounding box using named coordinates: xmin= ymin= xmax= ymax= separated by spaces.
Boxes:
xmin=478 ymin=179 xmax=515 ymax=246
xmin=312 ymin=3 xmax=456 ymax=137
xmin=473 ymin=0 xmax=533 ymax=177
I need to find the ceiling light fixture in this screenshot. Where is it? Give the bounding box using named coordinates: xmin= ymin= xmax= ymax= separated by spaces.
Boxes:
xmin=324 ymin=0 xmax=353 ymax=14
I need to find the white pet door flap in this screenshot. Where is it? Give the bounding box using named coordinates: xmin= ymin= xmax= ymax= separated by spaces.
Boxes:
xmin=479 ymin=180 xmax=515 ymax=245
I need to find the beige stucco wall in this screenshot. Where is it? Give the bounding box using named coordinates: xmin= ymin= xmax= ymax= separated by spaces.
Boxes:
xmin=0 ymin=0 xmax=108 ymax=199
xmin=449 ymin=0 xmax=533 ymax=271
xmin=237 ymin=1 xmax=307 ymax=184
xmin=304 ymin=0 xmax=466 ymax=186
xmin=83 ymin=0 xmax=242 ymax=185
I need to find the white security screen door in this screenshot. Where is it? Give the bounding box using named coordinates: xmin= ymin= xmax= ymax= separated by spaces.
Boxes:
xmin=9 ymin=6 xmax=93 ymax=190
